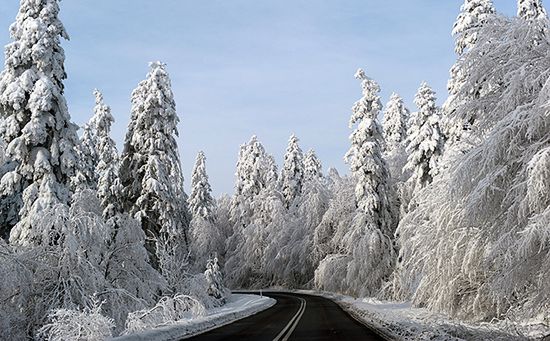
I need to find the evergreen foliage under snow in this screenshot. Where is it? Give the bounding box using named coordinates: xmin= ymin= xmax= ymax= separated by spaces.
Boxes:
xmin=1 ymin=0 xmax=550 ymax=338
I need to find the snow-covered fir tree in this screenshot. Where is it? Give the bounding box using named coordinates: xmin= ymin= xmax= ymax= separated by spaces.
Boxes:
xmin=188 ymin=151 xmax=215 ymax=221
xmin=205 ymin=257 xmax=225 ymax=301
xmin=304 ymin=149 xmax=323 ymax=181
xmin=71 ymin=119 xmax=99 ymax=192
xmin=518 ymin=0 xmax=548 ymax=20
xmin=225 ymin=136 xmax=284 ymax=287
xmin=452 ymin=0 xmax=495 ymax=56
xmin=345 ymin=69 xmax=395 ymax=237
xmin=0 ymin=0 xmax=79 ymax=245
xmin=345 ymin=69 xmax=396 ymax=295
xmin=229 ymin=136 xmax=269 ymax=228
xmin=93 ymin=90 xmax=119 ymax=219
xmin=189 ymin=152 xmax=224 ymax=271
xmin=280 ymin=134 xmax=304 ymax=209
xmin=445 ymin=0 xmax=496 ymax=145
xmin=383 ymin=93 xmax=409 ymax=155
xmin=267 ymin=148 xmax=329 ymax=287
xmin=404 ymin=82 xmax=444 ymax=191
xmin=316 ymin=69 xmax=397 ymax=297
xmin=118 ymin=62 xmax=189 ymax=267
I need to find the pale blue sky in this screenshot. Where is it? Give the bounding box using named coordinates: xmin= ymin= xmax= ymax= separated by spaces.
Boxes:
xmin=0 ymin=1 xmax=538 ymax=195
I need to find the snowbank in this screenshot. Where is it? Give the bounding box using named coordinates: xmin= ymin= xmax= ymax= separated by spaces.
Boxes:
xmin=110 ymin=294 xmax=275 ymax=341
xmin=295 ymin=290 xmax=549 ymax=341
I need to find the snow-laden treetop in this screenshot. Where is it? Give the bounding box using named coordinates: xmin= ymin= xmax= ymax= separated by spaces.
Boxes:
xmin=383 ymin=93 xmax=409 ymax=154
xmin=452 ymin=0 xmax=495 ymax=55
xmin=349 ymin=68 xmax=382 ymax=126
xmin=518 ymin=0 xmax=548 ymax=20
xmin=189 ymin=151 xmax=215 ymax=221
xmin=0 ymin=0 xmax=78 ymax=245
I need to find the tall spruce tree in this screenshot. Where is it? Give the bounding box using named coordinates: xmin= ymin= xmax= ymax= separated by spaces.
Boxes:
xmin=93 ymin=90 xmax=119 ymax=219
xmin=445 ymin=0 xmax=495 ymax=145
xmin=188 ymin=151 xmax=214 ymax=221
xmin=229 ymin=136 xmax=268 ymax=227
xmin=118 ymin=62 xmax=189 ymax=266
xmin=0 ymin=0 xmax=78 ymax=245
xmin=405 ymin=82 xmax=444 ymax=191
xmin=452 ymin=0 xmax=495 ymax=56
xmin=345 ymin=69 xmax=395 ymax=238
xmin=72 ymin=122 xmax=99 ymax=192
xmin=280 ymin=134 xmax=304 ymax=209
xmin=316 ymin=69 xmax=397 ymax=297
xmin=188 ymin=151 xmax=222 ymax=271
xmin=304 ymin=149 xmax=323 ymax=181
xmin=518 ymin=0 xmax=548 ymax=20
xmin=344 ymin=69 xmax=396 ymax=296
xmin=383 ymin=93 xmax=409 ymax=155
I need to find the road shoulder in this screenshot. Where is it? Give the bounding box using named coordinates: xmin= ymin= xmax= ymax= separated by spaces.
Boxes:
xmin=110 ymin=294 xmax=275 ymax=341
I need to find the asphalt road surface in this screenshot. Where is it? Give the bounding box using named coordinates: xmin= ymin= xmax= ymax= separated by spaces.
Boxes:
xmin=184 ymin=292 xmax=385 ymax=341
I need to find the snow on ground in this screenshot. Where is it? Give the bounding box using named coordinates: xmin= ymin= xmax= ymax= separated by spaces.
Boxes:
xmin=294 ymin=290 xmax=549 ymax=341
xmin=110 ymin=294 xmax=275 ymax=341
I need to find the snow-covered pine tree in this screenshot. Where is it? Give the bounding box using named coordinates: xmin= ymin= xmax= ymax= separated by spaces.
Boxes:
xmin=304 ymin=149 xmax=323 ymax=181
xmin=518 ymin=0 xmax=548 ymax=20
xmin=404 ymin=82 xmax=444 ymax=191
xmin=189 ymin=152 xmax=224 ymax=271
xmin=118 ymin=62 xmax=189 ymax=267
xmin=452 ymin=0 xmax=495 ymax=56
xmin=280 ymin=134 xmax=304 ymax=209
xmin=0 ymin=0 xmax=79 ymax=245
xmin=383 ymin=93 xmax=409 ymax=155
xmin=317 ymin=69 xmax=396 ymax=297
xmin=205 ymin=257 xmax=225 ymax=301
xmin=445 ymin=0 xmax=495 ymax=146
xmin=188 ymin=151 xmax=215 ymax=221
xmin=245 ymin=161 xmax=285 ymax=288
xmin=271 ymin=148 xmax=329 ymax=287
xmin=93 ymin=90 xmax=119 ymax=219
xmin=225 ymin=136 xmax=285 ymax=288
xmin=229 ymin=136 xmax=268 ymax=228
xmin=72 ymin=120 xmax=99 ymax=192
xmin=345 ymin=69 xmax=395 ymax=237
xmin=341 ymin=69 xmax=396 ymax=296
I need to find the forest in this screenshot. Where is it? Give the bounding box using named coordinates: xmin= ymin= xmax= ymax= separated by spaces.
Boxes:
xmin=0 ymin=0 xmax=549 ymax=339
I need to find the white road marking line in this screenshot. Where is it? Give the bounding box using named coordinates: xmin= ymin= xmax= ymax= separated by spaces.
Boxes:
xmin=281 ymin=297 xmax=306 ymax=341
xmin=272 ymin=296 xmax=306 ymax=341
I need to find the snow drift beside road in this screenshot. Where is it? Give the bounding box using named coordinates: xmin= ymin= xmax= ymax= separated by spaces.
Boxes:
xmin=111 ymin=294 xmax=275 ymax=341
xmin=293 ymin=290 xmax=549 ymax=341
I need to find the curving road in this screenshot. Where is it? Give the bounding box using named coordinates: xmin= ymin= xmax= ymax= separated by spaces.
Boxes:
xmin=184 ymin=292 xmax=385 ymax=341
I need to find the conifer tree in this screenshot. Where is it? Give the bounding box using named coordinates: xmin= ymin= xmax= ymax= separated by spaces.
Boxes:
xmin=72 ymin=121 xmax=99 ymax=192
xmin=118 ymin=62 xmax=189 ymax=266
xmin=445 ymin=0 xmax=495 ymax=145
xmin=280 ymin=134 xmax=304 ymax=209
xmin=344 ymin=69 xmax=397 ymax=296
xmin=405 ymin=82 xmax=444 ymax=191
xmin=316 ymin=69 xmax=397 ymax=296
xmin=518 ymin=0 xmax=548 ymax=20
xmin=383 ymin=93 xmax=409 ymax=155
xmin=304 ymin=149 xmax=323 ymax=181
xmin=345 ymin=69 xmax=395 ymax=236
xmin=188 ymin=151 xmax=215 ymax=221
xmin=0 ymin=0 xmax=79 ymax=245
xmin=93 ymin=90 xmax=119 ymax=219
xmin=205 ymin=256 xmax=225 ymax=300
xmin=452 ymin=0 xmax=495 ymax=56
xmin=188 ymin=152 xmax=223 ymax=270
xmin=229 ymin=136 xmax=269 ymax=227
